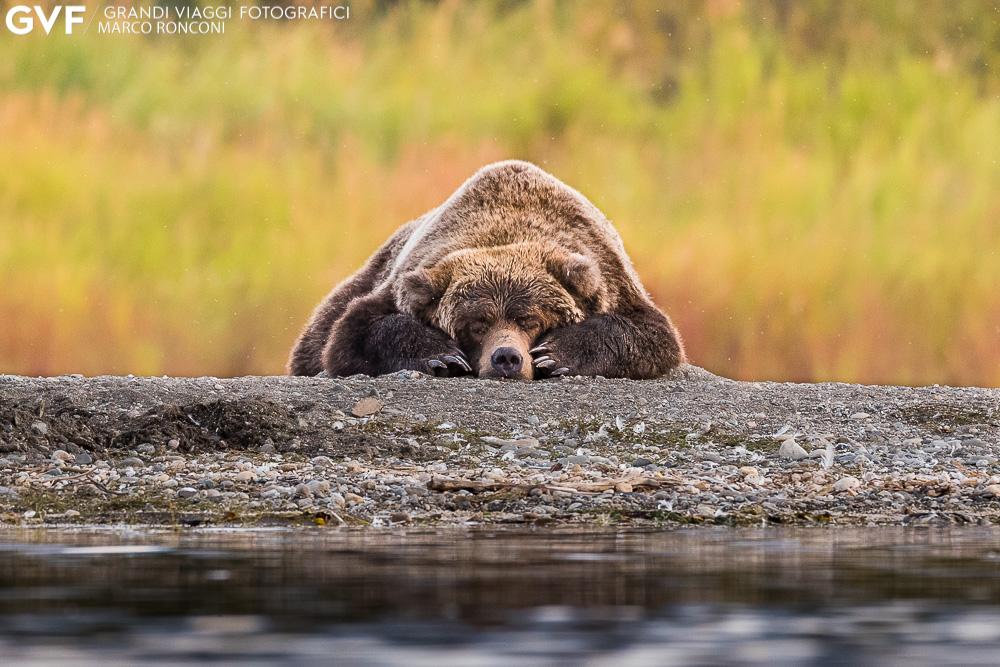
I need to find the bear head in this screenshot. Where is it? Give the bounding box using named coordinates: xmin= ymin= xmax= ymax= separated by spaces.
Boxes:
xmin=394 ymin=242 xmax=609 ymax=379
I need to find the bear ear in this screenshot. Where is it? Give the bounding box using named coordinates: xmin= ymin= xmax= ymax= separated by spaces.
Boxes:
xmin=547 ymin=251 xmax=609 ymax=312
xmin=395 ymin=266 xmax=452 ymax=318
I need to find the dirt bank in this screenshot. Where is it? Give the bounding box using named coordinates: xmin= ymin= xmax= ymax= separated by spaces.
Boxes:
xmin=1 ymin=366 xmax=998 ymax=527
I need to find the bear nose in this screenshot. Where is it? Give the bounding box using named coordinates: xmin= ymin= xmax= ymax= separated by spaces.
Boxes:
xmin=490 ymin=347 xmax=523 ymax=377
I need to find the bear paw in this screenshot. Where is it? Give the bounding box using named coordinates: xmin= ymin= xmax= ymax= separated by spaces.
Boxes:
xmin=529 ymin=340 xmax=571 ymax=379
xmin=424 ymin=350 xmax=473 ymax=377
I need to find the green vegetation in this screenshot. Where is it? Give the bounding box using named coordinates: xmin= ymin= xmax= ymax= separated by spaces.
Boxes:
xmin=1 ymin=1 xmax=997 ymax=385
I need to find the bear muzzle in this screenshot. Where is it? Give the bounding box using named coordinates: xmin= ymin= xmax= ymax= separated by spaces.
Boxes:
xmin=478 ymin=326 xmax=534 ymax=380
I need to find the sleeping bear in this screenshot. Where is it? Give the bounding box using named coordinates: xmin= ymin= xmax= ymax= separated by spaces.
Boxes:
xmin=288 ymin=160 xmax=684 ymax=380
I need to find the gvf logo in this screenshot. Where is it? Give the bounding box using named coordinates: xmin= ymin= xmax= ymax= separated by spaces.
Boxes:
xmin=4 ymin=5 xmax=86 ymax=35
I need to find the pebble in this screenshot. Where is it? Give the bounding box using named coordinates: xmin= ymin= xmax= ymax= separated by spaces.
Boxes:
xmin=235 ymin=470 xmax=256 ymax=482
xmin=51 ymin=450 xmax=74 ymax=462
xmin=31 ymin=422 xmax=48 ymax=436
xmin=778 ymin=439 xmax=809 ymax=460
xmin=485 ymin=437 xmax=540 ymax=449
xmin=833 ymin=476 xmax=861 ymax=493
xmin=351 ymin=397 xmax=383 ymax=417
xmin=121 ymin=457 xmax=144 ymax=468
xmin=75 ymin=452 xmax=93 ymax=465
xmin=177 ymin=487 xmax=198 ymax=499
xmin=306 ymin=480 xmax=331 ymax=497
xmin=985 ymin=485 xmax=1000 ymax=498
xmin=695 ymin=504 xmax=718 ymax=519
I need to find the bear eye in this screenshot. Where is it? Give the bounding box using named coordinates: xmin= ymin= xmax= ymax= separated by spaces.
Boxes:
xmin=517 ymin=317 xmax=541 ymax=332
xmin=468 ymin=322 xmax=489 ymax=338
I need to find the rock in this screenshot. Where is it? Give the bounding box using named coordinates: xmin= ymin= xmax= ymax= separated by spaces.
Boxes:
xmin=778 ymin=438 xmax=809 ymax=460
xmin=259 ymin=442 xmax=277 ymax=454
xmin=51 ymin=450 xmax=74 ymax=462
xmin=121 ymin=457 xmax=144 ymax=468
xmin=306 ymin=480 xmax=331 ymax=497
xmin=351 ymin=397 xmax=383 ymax=417
xmin=515 ymin=447 xmax=545 ymax=459
xmin=695 ymin=504 xmax=718 ymax=519
xmin=31 ymin=421 xmax=48 ymax=436
xmin=137 ymin=444 xmax=156 ymax=455
xmin=64 ymin=509 xmax=80 ymax=518
xmin=74 ymin=452 xmax=93 ymax=465
xmin=390 ymin=512 xmax=409 ymax=523
xmin=0 ymin=486 xmax=20 ymax=499
xmin=235 ymin=470 xmax=256 ymax=482
xmin=833 ymin=476 xmax=861 ymax=493
xmin=985 ymin=484 xmax=1000 ymax=498
xmin=851 ymin=412 xmax=870 ymax=420
xmin=632 ymin=457 xmax=654 ymax=467
xmin=177 ymin=487 xmax=198 ymax=499
xmin=739 ymin=466 xmax=759 ymax=478
xmin=482 ymin=436 xmax=539 ymax=449
xmin=167 ymin=439 xmax=180 ymax=450
xmin=310 ymin=456 xmax=334 ymax=468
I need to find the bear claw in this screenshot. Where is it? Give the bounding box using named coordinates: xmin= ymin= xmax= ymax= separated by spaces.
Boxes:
xmin=441 ymin=354 xmax=472 ymax=372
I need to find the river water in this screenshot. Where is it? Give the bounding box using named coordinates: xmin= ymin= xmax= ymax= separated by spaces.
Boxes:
xmin=1 ymin=526 xmax=999 ymax=665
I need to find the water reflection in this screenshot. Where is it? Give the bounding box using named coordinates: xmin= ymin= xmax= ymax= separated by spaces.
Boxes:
xmin=0 ymin=527 xmax=998 ymax=664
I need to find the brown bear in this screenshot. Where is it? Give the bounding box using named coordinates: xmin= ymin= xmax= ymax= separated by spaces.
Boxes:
xmin=288 ymin=160 xmax=684 ymax=380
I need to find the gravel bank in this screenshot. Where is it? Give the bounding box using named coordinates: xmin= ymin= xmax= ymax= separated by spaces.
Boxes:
xmin=1 ymin=367 xmax=998 ymax=527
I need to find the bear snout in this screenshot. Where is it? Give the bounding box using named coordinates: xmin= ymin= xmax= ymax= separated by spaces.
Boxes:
xmin=490 ymin=347 xmax=523 ymax=377
xmin=478 ymin=326 xmax=534 ymax=380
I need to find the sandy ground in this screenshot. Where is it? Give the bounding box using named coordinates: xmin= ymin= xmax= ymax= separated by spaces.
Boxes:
xmin=1 ymin=366 xmax=998 ymax=527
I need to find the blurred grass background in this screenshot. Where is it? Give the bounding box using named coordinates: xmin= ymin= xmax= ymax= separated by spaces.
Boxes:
xmin=0 ymin=0 xmax=997 ymax=385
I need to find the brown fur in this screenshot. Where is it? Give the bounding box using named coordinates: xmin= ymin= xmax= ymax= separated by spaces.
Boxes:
xmin=288 ymin=160 xmax=685 ymax=379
